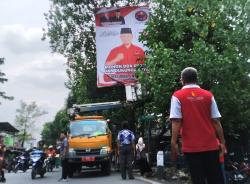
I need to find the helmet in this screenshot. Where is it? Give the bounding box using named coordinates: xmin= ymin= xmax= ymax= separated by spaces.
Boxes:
xmin=48 ymin=145 xmax=53 ymax=149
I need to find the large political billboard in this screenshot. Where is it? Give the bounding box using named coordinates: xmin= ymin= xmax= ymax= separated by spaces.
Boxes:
xmin=95 ymin=6 xmax=149 ymax=87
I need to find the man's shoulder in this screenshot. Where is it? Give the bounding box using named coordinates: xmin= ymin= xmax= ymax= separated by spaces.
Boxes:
xmin=119 ymin=129 xmax=134 ymax=134
xmin=173 ymin=89 xmax=184 ymax=96
xmin=127 ymin=130 xmax=135 ymax=137
xmin=131 ymin=44 xmax=144 ymax=52
xmin=173 ymin=87 xmax=213 ymax=97
xmin=200 ymin=88 xmax=212 ymax=95
xmin=118 ymin=130 xmax=124 ymax=135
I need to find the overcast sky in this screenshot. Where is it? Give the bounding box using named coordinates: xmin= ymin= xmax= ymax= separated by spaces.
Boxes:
xmin=0 ymin=0 xmax=69 ymax=140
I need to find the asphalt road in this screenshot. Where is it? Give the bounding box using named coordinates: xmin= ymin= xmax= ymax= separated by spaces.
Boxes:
xmin=5 ymin=168 xmax=152 ymax=184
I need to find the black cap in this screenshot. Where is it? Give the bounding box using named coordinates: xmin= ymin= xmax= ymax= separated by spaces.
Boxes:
xmin=120 ymin=28 xmax=132 ymax=34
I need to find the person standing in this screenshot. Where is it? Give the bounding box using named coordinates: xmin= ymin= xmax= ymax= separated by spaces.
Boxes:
xmin=135 ymin=137 xmax=152 ymax=177
xmin=170 ymin=67 xmax=226 ymax=184
xmin=117 ymin=121 xmax=135 ymax=180
xmin=58 ymin=132 xmax=69 ymax=182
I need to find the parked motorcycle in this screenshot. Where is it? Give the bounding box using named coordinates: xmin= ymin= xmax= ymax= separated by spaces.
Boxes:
xmin=4 ymin=150 xmax=23 ymax=173
xmin=6 ymin=157 xmax=16 ymax=173
xmin=225 ymin=152 xmax=249 ymax=184
xmin=13 ymin=155 xmax=29 ymax=173
xmin=30 ymin=150 xmax=46 ymax=179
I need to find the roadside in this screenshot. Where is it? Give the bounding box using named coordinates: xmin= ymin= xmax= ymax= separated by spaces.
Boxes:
xmin=134 ymin=167 xmax=192 ymax=184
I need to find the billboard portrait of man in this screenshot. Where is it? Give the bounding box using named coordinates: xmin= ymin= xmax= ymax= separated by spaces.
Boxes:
xmin=104 ymin=27 xmax=145 ymax=84
xmin=110 ymin=9 xmax=125 ymax=25
xmin=100 ymin=12 xmax=111 ymax=26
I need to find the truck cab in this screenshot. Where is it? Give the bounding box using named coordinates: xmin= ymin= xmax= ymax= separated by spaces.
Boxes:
xmin=68 ymin=115 xmax=112 ymax=175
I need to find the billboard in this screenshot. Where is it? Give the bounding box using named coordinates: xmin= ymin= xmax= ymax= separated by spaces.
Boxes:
xmin=95 ymin=6 xmax=149 ymax=87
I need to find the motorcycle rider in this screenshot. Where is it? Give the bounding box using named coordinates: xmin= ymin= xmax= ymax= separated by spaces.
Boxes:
xmin=46 ymin=145 xmax=56 ymax=167
xmin=47 ymin=145 xmax=56 ymax=157
xmin=0 ymin=144 xmax=6 ymax=182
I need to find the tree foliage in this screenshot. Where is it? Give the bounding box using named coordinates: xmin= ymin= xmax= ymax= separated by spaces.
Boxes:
xmin=138 ymin=0 xmax=250 ymax=136
xmin=15 ymin=101 xmax=47 ymax=147
xmin=0 ymin=58 xmax=14 ymax=104
xmin=41 ymin=109 xmax=69 ymax=145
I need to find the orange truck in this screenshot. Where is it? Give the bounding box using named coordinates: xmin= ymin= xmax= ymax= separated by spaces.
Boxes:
xmin=67 ymin=102 xmax=123 ymax=176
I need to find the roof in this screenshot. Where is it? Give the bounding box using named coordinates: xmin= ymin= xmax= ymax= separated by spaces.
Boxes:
xmin=0 ymin=122 xmax=19 ymax=133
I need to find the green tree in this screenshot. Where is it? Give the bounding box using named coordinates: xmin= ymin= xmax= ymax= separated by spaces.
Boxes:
xmin=41 ymin=109 xmax=69 ymax=145
xmin=15 ymin=101 xmax=47 ymax=147
xmin=138 ymin=0 xmax=250 ymax=137
xmin=0 ymin=58 xmax=14 ymax=104
xmin=41 ymin=122 xmax=54 ymax=145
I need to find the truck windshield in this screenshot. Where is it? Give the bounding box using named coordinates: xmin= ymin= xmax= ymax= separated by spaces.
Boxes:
xmin=70 ymin=120 xmax=107 ymax=137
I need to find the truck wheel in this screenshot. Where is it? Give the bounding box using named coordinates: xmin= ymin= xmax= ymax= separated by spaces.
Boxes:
xmin=101 ymin=161 xmax=111 ymax=175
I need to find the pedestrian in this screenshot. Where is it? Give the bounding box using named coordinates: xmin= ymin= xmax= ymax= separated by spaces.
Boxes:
xmin=135 ymin=137 xmax=152 ymax=177
xmin=117 ymin=121 xmax=135 ymax=180
xmin=58 ymin=131 xmax=69 ymax=182
xmin=170 ymin=67 xmax=226 ymax=184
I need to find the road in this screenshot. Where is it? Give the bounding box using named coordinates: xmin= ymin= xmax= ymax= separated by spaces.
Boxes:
xmin=5 ymin=168 xmax=152 ymax=184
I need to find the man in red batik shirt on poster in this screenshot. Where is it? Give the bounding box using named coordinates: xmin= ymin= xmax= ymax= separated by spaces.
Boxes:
xmin=104 ymin=27 xmax=145 ymax=84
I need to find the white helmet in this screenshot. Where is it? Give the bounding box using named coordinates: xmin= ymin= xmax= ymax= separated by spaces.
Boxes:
xmin=48 ymin=145 xmax=53 ymax=149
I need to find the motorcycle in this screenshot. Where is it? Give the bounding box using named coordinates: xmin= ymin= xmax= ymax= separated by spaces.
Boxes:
xmin=4 ymin=150 xmax=23 ymax=173
xmin=6 ymin=157 xmax=16 ymax=173
xmin=30 ymin=150 xmax=46 ymax=179
xmin=45 ymin=154 xmax=55 ymax=172
xmin=13 ymin=155 xmax=29 ymax=173
xmin=225 ymin=152 xmax=249 ymax=184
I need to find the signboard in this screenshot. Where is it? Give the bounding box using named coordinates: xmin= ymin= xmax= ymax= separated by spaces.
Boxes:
xmin=3 ymin=135 xmax=14 ymax=147
xmin=95 ymin=6 xmax=149 ymax=87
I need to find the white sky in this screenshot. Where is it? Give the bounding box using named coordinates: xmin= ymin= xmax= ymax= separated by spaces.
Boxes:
xmin=0 ymin=0 xmax=69 ymax=140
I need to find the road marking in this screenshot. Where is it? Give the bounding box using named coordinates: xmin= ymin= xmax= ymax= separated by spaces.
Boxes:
xmin=135 ymin=176 xmax=164 ymax=184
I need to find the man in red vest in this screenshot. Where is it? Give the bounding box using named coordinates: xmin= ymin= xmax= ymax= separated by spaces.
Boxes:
xmin=170 ymin=67 xmax=226 ymax=184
